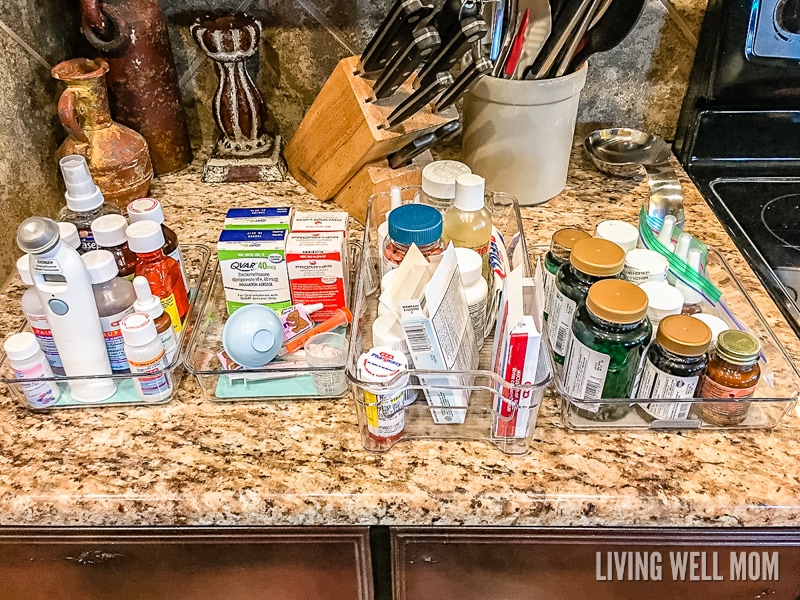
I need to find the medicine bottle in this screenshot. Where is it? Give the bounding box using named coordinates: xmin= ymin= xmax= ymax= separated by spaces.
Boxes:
xmin=442 ymin=173 xmax=492 ymax=281
xmin=675 ymin=247 xmax=704 ymax=315
xmin=91 ymin=214 xmax=137 ymax=281
xmin=635 ymin=315 xmax=711 ymax=422
xmin=455 ymin=247 xmax=489 ymax=350
xmin=3 ymin=331 xmax=61 ymax=408
xmin=82 ymin=250 xmax=136 ymax=374
xmin=133 ymin=276 xmax=178 ymax=363
xmin=563 ymin=279 xmax=651 ymax=422
xmin=548 ymin=238 xmax=625 ymax=366
xmin=371 ymin=315 xmax=418 ymax=406
xmin=543 ymin=228 xmax=590 ymax=322
xmin=690 ymin=313 xmax=729 ymax=348
xmin=358 ymin=347 xmax=409 ymax=444
xmin=382 ymin=203 xmax=443 ymax=273
xmin=120 ymin=312 xmax=173 ymax=402
xmin=623 ymin=248 xmax=669 ymax=284
xmin=638 ymin=280 xmax=684 ymax=339
xmin=16 ymin=254 xmax=64 ymax=376
xmin=127 ymin=220 xmax=189 ymax=333
xmin=418 ymin=160 xmax=471 ymax=213
xmin=57 ymin=222 xmax=82 ymax=252
xmin=695 ymin=329 xmax=761 ymax=426
xmin=57 ymin=155 xmax=121 ymax=253
xmin=127 ymin=198 xmax=186 ymax=286
xmin=595 ymin=220 xmax=639 ymax=253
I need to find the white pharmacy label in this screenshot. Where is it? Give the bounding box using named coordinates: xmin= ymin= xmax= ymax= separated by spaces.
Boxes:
xmin=542 ymin=269 xmax=556 ymax=316
xmin=637 ymin=359 xmax=698 ymax=420
xmin=548 ymin=290 xmax=576 ymax=355
xmin=564 ymin=336 xmax=610 ymax=412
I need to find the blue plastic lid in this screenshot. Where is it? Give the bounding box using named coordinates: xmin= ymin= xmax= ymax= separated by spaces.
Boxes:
xmin=222 ymin=304 xmax=283 ymax=368
xmin=387 ymin=204 xmax=442 ymax=247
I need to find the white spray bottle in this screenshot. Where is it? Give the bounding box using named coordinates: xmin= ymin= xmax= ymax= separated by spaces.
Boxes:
xmin=16 ymin=217 xmax=116 ymax=402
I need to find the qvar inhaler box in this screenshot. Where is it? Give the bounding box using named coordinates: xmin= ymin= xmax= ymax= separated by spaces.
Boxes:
xmin=217 ymin=228 xmax=291 ymax=314
xmin=285 ymin=231 xmax=347 ymax=321
xmin=224 ymin=207 xmax=292 ymax=230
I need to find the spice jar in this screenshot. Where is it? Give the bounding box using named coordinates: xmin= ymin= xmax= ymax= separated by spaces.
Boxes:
xmin=563 ymin=279 xmax=651 ymax=421
xmin=695 ymin=329 xmax=761 ymax=426
xmin=543 ymin=228 xmax=590 ymax=322
xmin=635 ymin=315 xmax=711 ymax=422
xmin=548 ymin=238 xmax=625 ymax=366
xmin=381 ymin=204 xmax=443 ymax=274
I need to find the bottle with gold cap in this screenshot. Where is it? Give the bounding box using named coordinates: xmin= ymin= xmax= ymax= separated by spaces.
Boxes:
xmin=695 ymin=329 xmax=761 ymax=426
xmin=635 ymin=315 xmax=712 ymax=422
xmin=543 ymin=228 xmax=591 ymax=322
xmin=548 ymin=238 xmax=626 ymax=366
xmin=563 ymin=279 xmax=652 ymax=421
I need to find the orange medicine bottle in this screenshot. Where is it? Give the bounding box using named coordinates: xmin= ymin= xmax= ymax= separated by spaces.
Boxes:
xmin=126 ymin=220 xmax=189 ymax=333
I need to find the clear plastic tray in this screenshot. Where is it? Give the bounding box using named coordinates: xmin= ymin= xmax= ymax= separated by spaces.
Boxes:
xmin=185 ymin=258 xmax=356 ymax=403
xmin=552 ymin=247 xmax=800 ymax=430
xmin=345 ymin=188 xmax=552 ymax=455
xmin=0 ymin=244 xmax=212 ymax=410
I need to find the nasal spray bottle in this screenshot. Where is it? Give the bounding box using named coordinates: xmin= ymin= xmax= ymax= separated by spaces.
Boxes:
xmin=17 ymin=217 xmax=116 ymax=402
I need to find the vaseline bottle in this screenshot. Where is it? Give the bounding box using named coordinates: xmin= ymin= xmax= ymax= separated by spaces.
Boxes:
xmin=442 ymin=173 xmax=492 ymax=282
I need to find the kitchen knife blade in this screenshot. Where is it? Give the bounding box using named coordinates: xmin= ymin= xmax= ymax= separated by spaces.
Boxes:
xmin=417 ymin=17 xmax=489 ymax=88
xmin=435 ymin=51 xmax=492 ymax=111
xmin=372 ymin=26 xmax=441 ymax=100
xmin=386 ymin=72 xmax=454 ymax=128
xmin=387 ymin=120 xmax=462 ymax=168
xmin=359 ymin=0 xmax=434 ymax=75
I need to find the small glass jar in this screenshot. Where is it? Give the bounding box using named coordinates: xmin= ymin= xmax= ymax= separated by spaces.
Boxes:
xmin=564 ymin=279 xmax=651 ymax=422
xmin=548 ymin=238 xmax=626 ymax=366
xmin=635 ymin=314 xmax=712 ymax=422
xmin=694 ymin=329 xmax=761 ymax=426
xmin=543 ymin=228 xmax=590 ymax=322
xmin=381 ymin=204 xmax=443 ymax=273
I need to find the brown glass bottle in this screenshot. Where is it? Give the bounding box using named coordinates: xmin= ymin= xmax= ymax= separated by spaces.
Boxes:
xmin=694 ymin=329 xmax=761 ymax=426
xmin=127 ymin=198 xmax=187 ymax=286
xmin=91 ymin=214 xmax=137 ymax=280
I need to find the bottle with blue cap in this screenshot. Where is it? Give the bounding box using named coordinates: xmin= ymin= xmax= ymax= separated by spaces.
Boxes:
xmin=442 ymin=173 xmax=492 ymax=282
xmin=381 ymin=203 xmax=444 ymax=273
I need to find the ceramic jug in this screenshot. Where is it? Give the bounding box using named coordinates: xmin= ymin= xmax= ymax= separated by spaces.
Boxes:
xmin=52 ymin=58 xmax=153 ymax=210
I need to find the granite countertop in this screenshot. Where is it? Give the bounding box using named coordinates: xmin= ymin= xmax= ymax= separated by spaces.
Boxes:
xmin=1 ymin=139 xmax=799 ymax=529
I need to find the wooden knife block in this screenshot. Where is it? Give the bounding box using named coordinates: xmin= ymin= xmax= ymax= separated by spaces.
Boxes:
xmin=333 ymin=150 xmax=434 ymax=224
xmin=285 ymin=55 xmax=457 ymax=200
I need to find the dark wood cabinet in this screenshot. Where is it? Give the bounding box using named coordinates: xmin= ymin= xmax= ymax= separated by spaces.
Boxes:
xmin=392 ymin=528 xmax=800 ymax=600
xmin=0 ymin=527 xmax=372 ymax=600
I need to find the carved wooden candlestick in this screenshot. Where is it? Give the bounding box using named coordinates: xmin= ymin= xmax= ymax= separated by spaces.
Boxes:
xmin=191 ymin=13 xmax=285 ymax=183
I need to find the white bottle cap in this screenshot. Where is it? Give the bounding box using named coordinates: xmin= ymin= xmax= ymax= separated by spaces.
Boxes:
xmin=595 ymin=220 xmax=639 ymax=253
xmin=57 ymin=222 xmax=81 ymax=250
xmin=59 ymin=155 xmax=104 ymax=212
xmin=126 ymin=220 xmax=165 ymax=253
xmin=4 ymin=331 xmax=41 ymax=362
xmin=422 ymin=160 xmax=472 ymax=200
xmin=675 ymin=232 xmax=692 ymax=261
xmin=127 ymin=198 xmax=165 ymax=224
xmin=300 ymin=303 xmax=324 ymax=314
xmin=675 ymin=247 xmax=704 ymax=304
xmin=657 ymin=215 xmax=676 ymax=247
xmin=120 ymin=312 xmax=157 ymax=347
xmin=371 ymin=315 xmax=409 ymax=354
xmin=16 ymin=254 xmax=33 ymax=286
xmin=455 ymin=247 xmax=482 ymax=285
xmin=133 ymin=276 xmax=164 ymax=318
xmin=690 ymin=313 xmax=729 ymax=346
xmin=638 ymin=280 xmax=684 ymax=323
xmin=453 ymin=173 xmax=486 ymax=211
xmin=82 ymin=249 xmax=119 ymax=284
xmin=92 ymin=214 xmax=129 ymax=247
xmin=381 ymin=268 xmax=399 ymax=293
xmin=623 ymin=248 xmax=669 ymax=284
xmin=389 ymin=186 xmax=403 ymax=211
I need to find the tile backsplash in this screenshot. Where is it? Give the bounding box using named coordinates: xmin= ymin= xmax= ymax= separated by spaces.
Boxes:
xmin=0 ymin=0 xmax=705 ymax=282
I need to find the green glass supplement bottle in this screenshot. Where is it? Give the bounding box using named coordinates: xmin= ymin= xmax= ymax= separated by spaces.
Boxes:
xmin=694 ymin=329 xmax=761 ymax=426
xmin=548 ymin=238 xmax=625 ymax=366
xmin=563 ymin=279 xmax=652 ymax=421
xmin=635 ymin=314 xmax=711 ymax=422
xmin=543 ymin=228 xmax=591 ymax=323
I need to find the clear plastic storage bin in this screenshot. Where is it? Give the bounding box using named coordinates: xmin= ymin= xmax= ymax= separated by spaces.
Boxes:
xmin=345 ymin=188 xmax=552 ymax=455
xmin=553 ymin=247 xmax=800 ymax=430
xmin=0 ymin=244 xmax=211 ymax=410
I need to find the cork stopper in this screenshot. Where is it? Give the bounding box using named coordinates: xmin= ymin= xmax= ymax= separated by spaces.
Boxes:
xmin=656 ymin=315 xmax=712 ymax=357
xmin=550 ymin=228 xmax=591 ymax=261
xmin=569 ymin=238 xmax=626 ymax=277
xmin=586 ymin=279 xmax=648 ymax=324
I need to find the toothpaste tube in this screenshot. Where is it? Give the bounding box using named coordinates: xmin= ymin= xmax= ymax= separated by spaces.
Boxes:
xmin=485 ymin=226 xmax=510 ymax=338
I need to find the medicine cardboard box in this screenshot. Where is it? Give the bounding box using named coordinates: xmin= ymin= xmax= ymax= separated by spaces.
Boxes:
xmin=285 ymin=232 xmax=347 ymax=321
xmin=291 ymin=211 xmax=348 ymax=233
xmin=224 ymin=207 xmax=292 ymax=230
xmin=217 ymin=229 xmax=291 ymax=314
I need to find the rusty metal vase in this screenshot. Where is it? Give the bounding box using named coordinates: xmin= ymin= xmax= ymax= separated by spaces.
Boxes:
xmin=52 ymin=58 xmax=153 ymax=210
xmin=80 ymin=0 xmax=193 ymax=176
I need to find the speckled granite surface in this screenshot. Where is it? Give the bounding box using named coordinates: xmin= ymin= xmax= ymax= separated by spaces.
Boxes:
xmin=0 ymin=140 xmax=799 ymax=529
